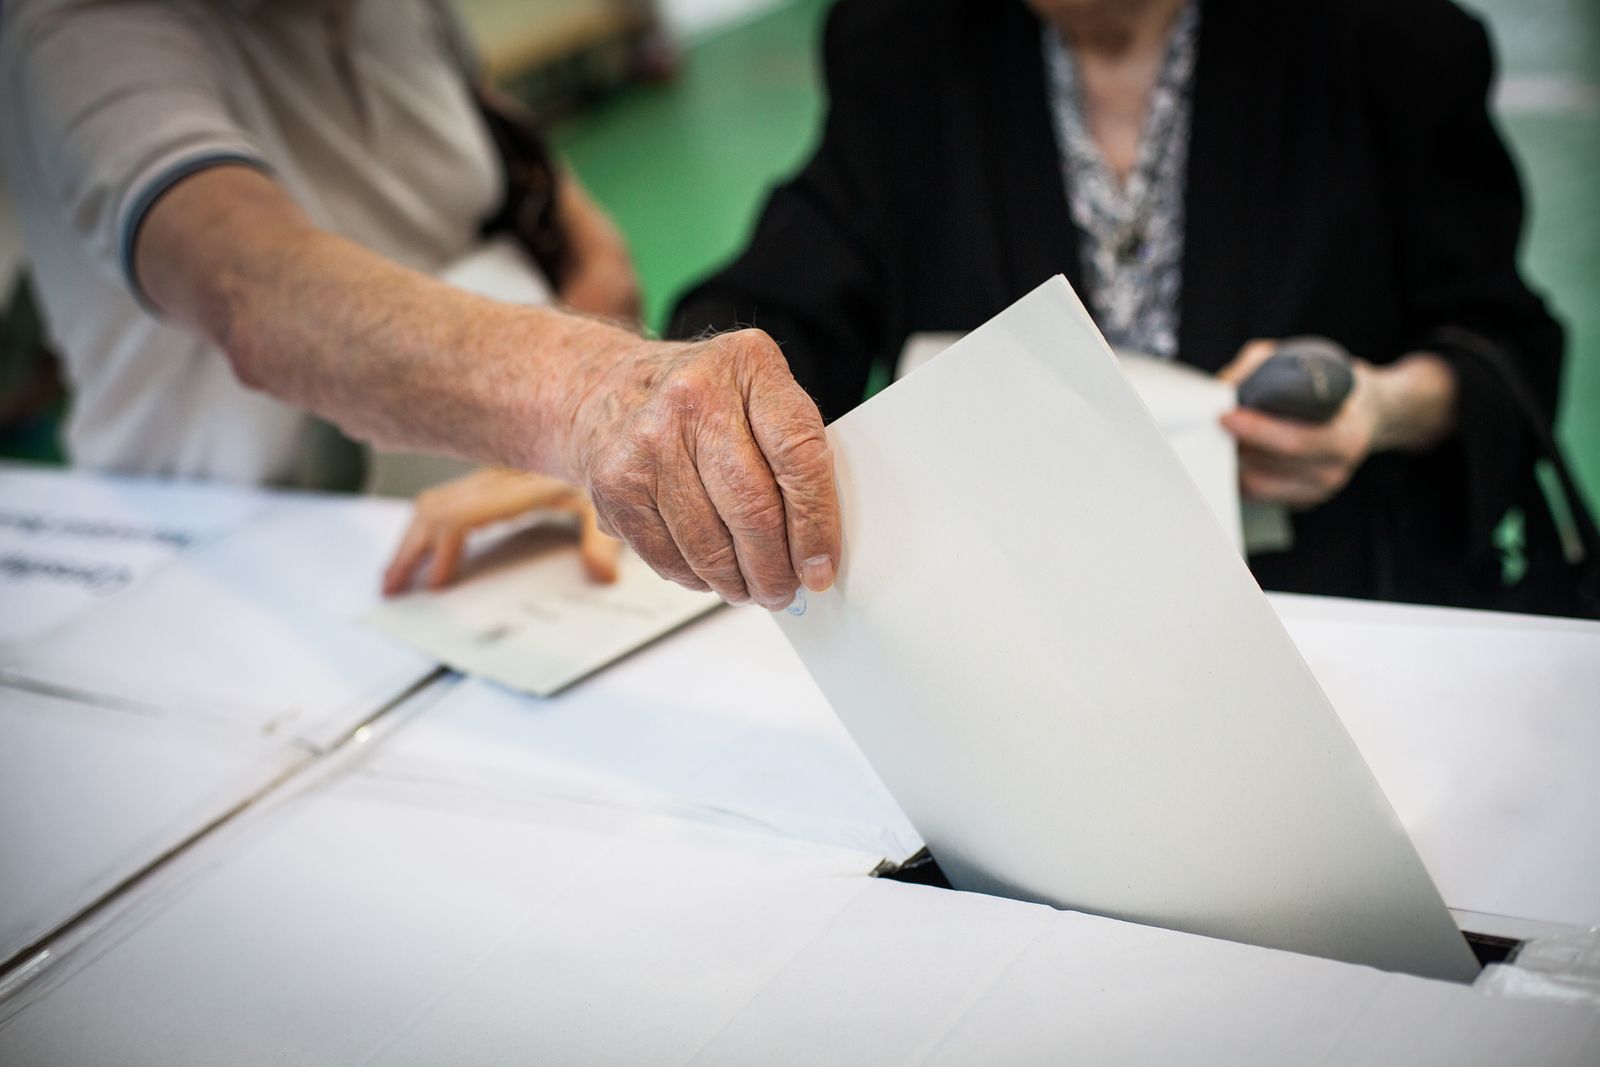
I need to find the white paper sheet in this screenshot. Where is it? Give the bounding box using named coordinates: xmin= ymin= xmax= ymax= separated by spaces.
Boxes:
xmin=0 ymin=463 xmax=265 ymax=644
xmin=0 ymin=686 xmax=303 ymax=966
xmin=900 ymin=335 xmax=1244 ymax=552
xmin=0 ymin=494 xmax=435 ymax=749
xmin=1114 ymin=351 xmax=1243 ymax=552
xmin=1274 ymin=602 xmax=1600 ymax=931
xmin=781 ymin=277 xmax=1478 ymax=981
xmin=362 ymin=520 xmax=722 ymax=697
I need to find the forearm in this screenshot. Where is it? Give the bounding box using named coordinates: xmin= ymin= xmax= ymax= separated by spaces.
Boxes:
xmin=133 ymin=166 xmax=842 ymax=608
xmin=134 ymin=166 xmax=635 ymax=477
xmin=1369 ymin=351 xmax=1458 ymax=454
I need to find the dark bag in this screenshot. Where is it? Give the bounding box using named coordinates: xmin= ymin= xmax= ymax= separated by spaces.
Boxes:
xmin=472 ymin=87 xmax=571 ymax=290
xmin=1426 ymin=326 xmax=1600 ymax=619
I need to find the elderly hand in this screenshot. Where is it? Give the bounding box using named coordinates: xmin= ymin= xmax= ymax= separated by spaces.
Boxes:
xmin=130 ymin=165 xmax=836 ymax=605
xmin=1218 ymin=339 xmax=1458 ymax=509
xmin=562 ymin=328 xmax=841 ymax=611
xmin=382 ymin=469 xmax=620 ymax=595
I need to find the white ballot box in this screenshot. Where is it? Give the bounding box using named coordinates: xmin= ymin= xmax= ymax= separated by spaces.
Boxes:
xmin=2 ymin=690 xmax=1594 ymax=1066
xmin=1273 ymin=594 xmax=1600 ymax=939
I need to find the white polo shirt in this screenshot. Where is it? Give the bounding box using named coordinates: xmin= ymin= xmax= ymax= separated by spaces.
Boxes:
xmin=0 ymin=0 xmax=501 ymax=486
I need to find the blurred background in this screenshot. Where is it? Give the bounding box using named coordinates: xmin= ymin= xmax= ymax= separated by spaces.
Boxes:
xmin=1 ymin=0 xmax=1594 ymax=507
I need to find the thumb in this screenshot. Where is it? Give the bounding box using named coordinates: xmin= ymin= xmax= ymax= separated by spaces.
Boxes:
xmin=743 ymin=341 xmax=841 ymax=594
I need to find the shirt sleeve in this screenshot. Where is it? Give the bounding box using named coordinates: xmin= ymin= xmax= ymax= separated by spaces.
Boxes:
xmin=426 ymin=0 xmax=486 ymax=83
xmin=1 ymin=0 xmax=273 ymax=307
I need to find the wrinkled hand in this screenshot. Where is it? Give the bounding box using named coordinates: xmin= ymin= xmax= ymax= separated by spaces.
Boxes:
xmin=382 ymin=469 xmax=621 ymax=595
xmin=564 ymin=329 xmax=841 ymax=610
xmin=1218 ymin=339 xmax=1382 ymax=509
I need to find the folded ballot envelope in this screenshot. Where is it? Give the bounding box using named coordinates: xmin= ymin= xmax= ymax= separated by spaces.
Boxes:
xmin=779 ymin=276 xmax=1480 ymax=982
xmin=364 ymin=521 xmax=720 ymax=698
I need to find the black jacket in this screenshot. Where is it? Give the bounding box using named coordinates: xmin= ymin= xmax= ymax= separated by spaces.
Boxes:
xmin=671 ymin=0 xmax=1573 ymax=613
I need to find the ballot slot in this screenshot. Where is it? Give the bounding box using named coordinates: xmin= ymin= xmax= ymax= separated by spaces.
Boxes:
xmin=778 ymin=275 xmax=1482 ymax=982
xmin=879 ymin=854 xmax=1530 ymax=970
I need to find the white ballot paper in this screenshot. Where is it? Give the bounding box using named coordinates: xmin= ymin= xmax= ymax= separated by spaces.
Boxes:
xmin=780 ymin=277 xmax=1479 ymax=982
xmin=364 ymin=521 xmax=721 ymax=697
xmin=900 ymin=335 xmax=1243 ymax=551
xmin=1112 ymin=351 xmax=1242 ymax=552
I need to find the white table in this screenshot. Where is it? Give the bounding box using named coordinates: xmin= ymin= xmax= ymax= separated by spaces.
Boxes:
xmin=2 ymin=465 xmax=1597 ymax=1063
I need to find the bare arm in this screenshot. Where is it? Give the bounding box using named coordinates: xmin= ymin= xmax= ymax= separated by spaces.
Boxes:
xmin=135 ymin=166 xmax=839 ymax=607
xmin=136 ymin=165 xmax=615 ymax=472
xmin=1366 ymin=351 xmax=1457 ymax=454
xmin=554 ymin=170 xmax=643 ymax=324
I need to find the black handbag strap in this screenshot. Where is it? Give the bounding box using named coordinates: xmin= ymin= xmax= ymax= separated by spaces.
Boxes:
xmin=426 ymin=0 xmax=570 ymax=288
xmin=1425 ymin=326 xmax=1600 ymax=616
xmin=471 ymin=88 xmax=571 ymax=288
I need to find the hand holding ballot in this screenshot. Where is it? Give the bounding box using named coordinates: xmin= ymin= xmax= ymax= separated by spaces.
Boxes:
xmin=561 ymin=329 xmax=842 ymax=612
xmin=382 ymin=470 xmax=622 ymax=596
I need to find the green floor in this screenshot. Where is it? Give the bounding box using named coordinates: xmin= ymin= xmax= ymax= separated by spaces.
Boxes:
xmin=551 ymin=0 xmax=835 ymax=332
xmin=552 ymin=0 xmax=1600 ymax=509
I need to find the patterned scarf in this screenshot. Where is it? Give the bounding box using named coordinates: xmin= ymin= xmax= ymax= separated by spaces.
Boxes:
xmin=1042 ymin=3 xmax=1200 ymax=360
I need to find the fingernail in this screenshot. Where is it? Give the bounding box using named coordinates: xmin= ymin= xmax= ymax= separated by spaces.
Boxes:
xmin=801 ymin=554 xmax=835 ymax=592
xmin=783 ymin=589 xmax=807 ymax=616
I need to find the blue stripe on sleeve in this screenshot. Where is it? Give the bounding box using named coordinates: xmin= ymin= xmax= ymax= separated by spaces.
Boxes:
xmin=118 ymin=151 xmax=272 ymax=313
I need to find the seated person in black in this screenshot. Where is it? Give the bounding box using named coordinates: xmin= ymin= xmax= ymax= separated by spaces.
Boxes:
xmin=670 ymin=0 xmax=1578 ymax=615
